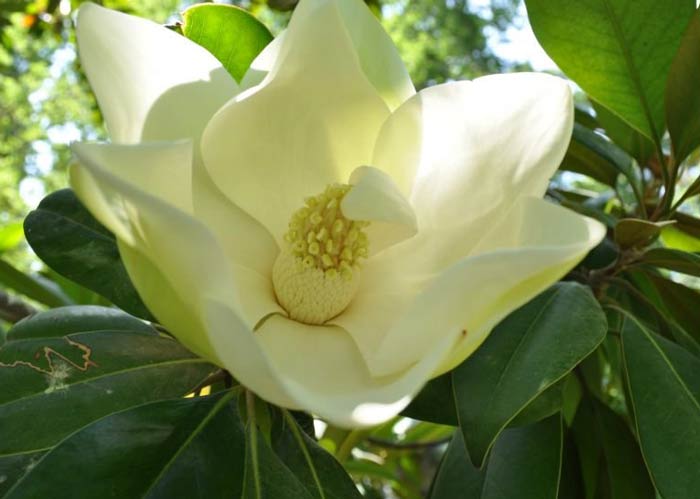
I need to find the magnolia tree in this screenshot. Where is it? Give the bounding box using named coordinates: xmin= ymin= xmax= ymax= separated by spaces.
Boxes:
xmin=1 ymin=0 xmax=699 ymax=497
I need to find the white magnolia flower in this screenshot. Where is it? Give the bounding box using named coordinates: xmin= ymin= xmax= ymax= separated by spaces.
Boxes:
xmin=71 ymin=0 xmax=605 ymax=427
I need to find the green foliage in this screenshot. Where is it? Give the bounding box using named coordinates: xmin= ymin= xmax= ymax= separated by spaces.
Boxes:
xmin=24 ymin=189 xmax=151 ymax=319
xmin=182 ymin=4 xmax=273 ymax=83
xmin=3 ymin=0 xmax=700 ymax=497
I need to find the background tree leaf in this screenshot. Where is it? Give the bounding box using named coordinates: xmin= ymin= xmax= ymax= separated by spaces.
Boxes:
xmin=429 ymin=416 xmax=563 ymax=499
xmin=453 ymin=282 xmax=607 ymax=466
xmin=24 ymin=189 xmax=151 ymax=319
xmin=621 ymin=312 xmax=700 ymax=499
xmin=592 ymin=101 xmax=654 ymax=165
xmin=0 ymin=306 xmax=216 ymax=494
xmin=181 ymin=4 xmax=273 ymax=83
xmin=526 ymin=0 xmax=695 ymax=145
xmin=0 ymin=258 xmax=72 ymax=309
xmin=666 ymin=8 xmax=700 ymax=165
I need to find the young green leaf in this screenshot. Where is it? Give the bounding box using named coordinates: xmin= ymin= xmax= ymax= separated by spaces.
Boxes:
xmin=621 ymin=313 xmax=700 ymax=499
xmin=453 ymin=283 xmax=607 ymax=466
xmin=181 ymin=4 xmax=273 ymax=83
xmin=24 ymin=189 xmax=151 ymax=319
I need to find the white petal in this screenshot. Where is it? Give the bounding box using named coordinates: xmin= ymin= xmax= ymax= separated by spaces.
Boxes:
xmin=373 ymin=73 xmax=574 ymax=270
xmin=341 ymin=166 xmax=417 ymax=254
xmin=76 ymin=3 xmax=238 ymax=144
xmin=370 ymin=197 xmax=606 ymax=376
xmin=201 ymin=0 xmax=390 ymax=243
xmin=202 ymin=306 xmax=460 ymax=427
xmin=292 ymin=0 xmax=414 ymax=110
xmin=69 ymin=142 xmax=283 ymax=350
xmin=240 ymin=31 xmax=286 ymax=91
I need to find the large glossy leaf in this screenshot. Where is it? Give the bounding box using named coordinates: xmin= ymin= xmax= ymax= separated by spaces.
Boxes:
xmin=637 ymin=247 xmax=700 ymax=277
xmin=561 ymin=124 xmax=643 ymax=206
xmin=572 ymin=397 xmax=654 ymax=499
xmin=526 ymin=0 xmax=695 ymax=144
xmin=271 ymin=410 xmax=363 ymax=499
xmin=0 ymin=306 xmax=216 ymax=493
xmin=3 ymin=391 xmax=245 ymax=498
xmin=0 ymin=258 xmax=72 ymax=308
xmin=666 ymin=8 xmax=700 ymax=165
xmin=621 ymin=312 xmax=700 ymax=499
xmin=429 ymin=416 xmax=563 ymax=499
xmin=24 ymin=189 xmax=151 ymax=319
xmin=401 ymin=373 xmax=458 ymax=426
xmin=181 ymin=4 xmax=273 ymax=83
xmin=453 ymin=283 xmax=607 ymax=466
xmin=593 ymin=101 xmax=654 ymax=165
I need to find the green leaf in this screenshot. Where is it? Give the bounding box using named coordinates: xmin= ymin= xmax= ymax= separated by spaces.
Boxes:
xmin=0 ymin=258 xmax=72 ymax=308
xmin=638 ymin=247 xmax=700 ymax=277
xmin=621 ymin=312 xmax=700 ymax=499
xmin=429 ymin=416 xmax=563 ymax=499
xmin=271 ymin=410 xmax=363 ymax=499
xmin=526 ymin=0 xmax=695 ymax=143
xmin=181 ymin=4 xmax=273 ymax=83
xmin=508 ymin=378 xmax=565 ymax=428
xmin=614 ymin=219 xmax=674 ymax=249
xmin=3 ymin=391 xmax=245 ymax=498
xmin=561 ymin=124 xmax=643 ymax=206
xmin=666 ymin=8 xmax=700 ymax=165
xmin=0 ymin=306 xmax=216 ymax=493
xmin=571 ymin=396 xmax=655 ymax=499
xmin=593 ymin=101 xmax=654 ymax=165
xmin=453 ymin=283 xmax=607 ymax=466
xmin=24 ymin=189 xmax=151 ymax=319
xmin=401 ymin=372 xmax=458 ymax=426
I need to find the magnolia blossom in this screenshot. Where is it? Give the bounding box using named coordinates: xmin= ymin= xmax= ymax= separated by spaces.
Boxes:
xmin=71 ymin=0 xmax=604 ymax=427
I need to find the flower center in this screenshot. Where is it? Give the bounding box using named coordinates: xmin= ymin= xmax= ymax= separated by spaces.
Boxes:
xmin=272 ymin=184 xmax=369 ymax=325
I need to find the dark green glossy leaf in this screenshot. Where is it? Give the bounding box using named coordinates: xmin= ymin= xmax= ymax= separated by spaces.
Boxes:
xmin=561 ymin=124 xmax=643 ymax=206
xmin=0 ymin=258 xmax=72 ymax=308
xmin=666 ymin=8 xmax=700 ymax=165
xmin=621 ymin=312 xmax=700 ymax=499
xmin=454 ymin=283 xmax=607 ymax=466
xmin=24 ymin=189 xmax=151 ymax=319
xmin=508 ymin=378 xmax=565 ymax=428
xmin=593 ymin=101 xmax=654 ymax=165
xmin=271 ymin=410 xmax=363 ymax=499
xmin=0 ymin=305 xmax=216 ymax=492
xmin=571 ymin=397 xmax=654 ymax=499
xmin=638 ymin=247 xmax=700 ymax=277
xmin=4 ymin=391 xmax=244 ymax=498
xmin=430 ymin=416 xmax=563 ymax=499
xmin=401 ymin=372 xmax=458 ymax=426
xmin=181 ymin=4 xmax=273 ymax=83
xmin=526 ymin=0 xmax=695 ymax=143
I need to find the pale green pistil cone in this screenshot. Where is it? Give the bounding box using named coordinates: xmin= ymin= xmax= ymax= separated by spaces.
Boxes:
xmin=272 ymin=184 xmax=369 ymax=325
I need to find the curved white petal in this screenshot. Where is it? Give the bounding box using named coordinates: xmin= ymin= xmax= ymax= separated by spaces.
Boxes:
xmin=76 ymin=3 xmax=238 ymax=144
xmin=292 ymin=0 xmax=414 ymax=110
xmin=240 ymin=31 xmax=286 ymax=91
xmin=69 ymin=142 xmax=283 ymax=354
xmin=373 ymin=73 xmax=574 ymax=271
xmin=341 ymin=166 xmax=417 ymax=254
xmin=370 ymin=197 xmax=606 ymax=376
xmin=201 ymin=0 xmax=390 ymax=243
xmin=202 ymin=306 xmax=460 ymax=427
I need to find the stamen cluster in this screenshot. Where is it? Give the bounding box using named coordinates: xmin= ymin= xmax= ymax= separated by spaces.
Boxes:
xmin=283 ymin=184 xmax=369 ymax=281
